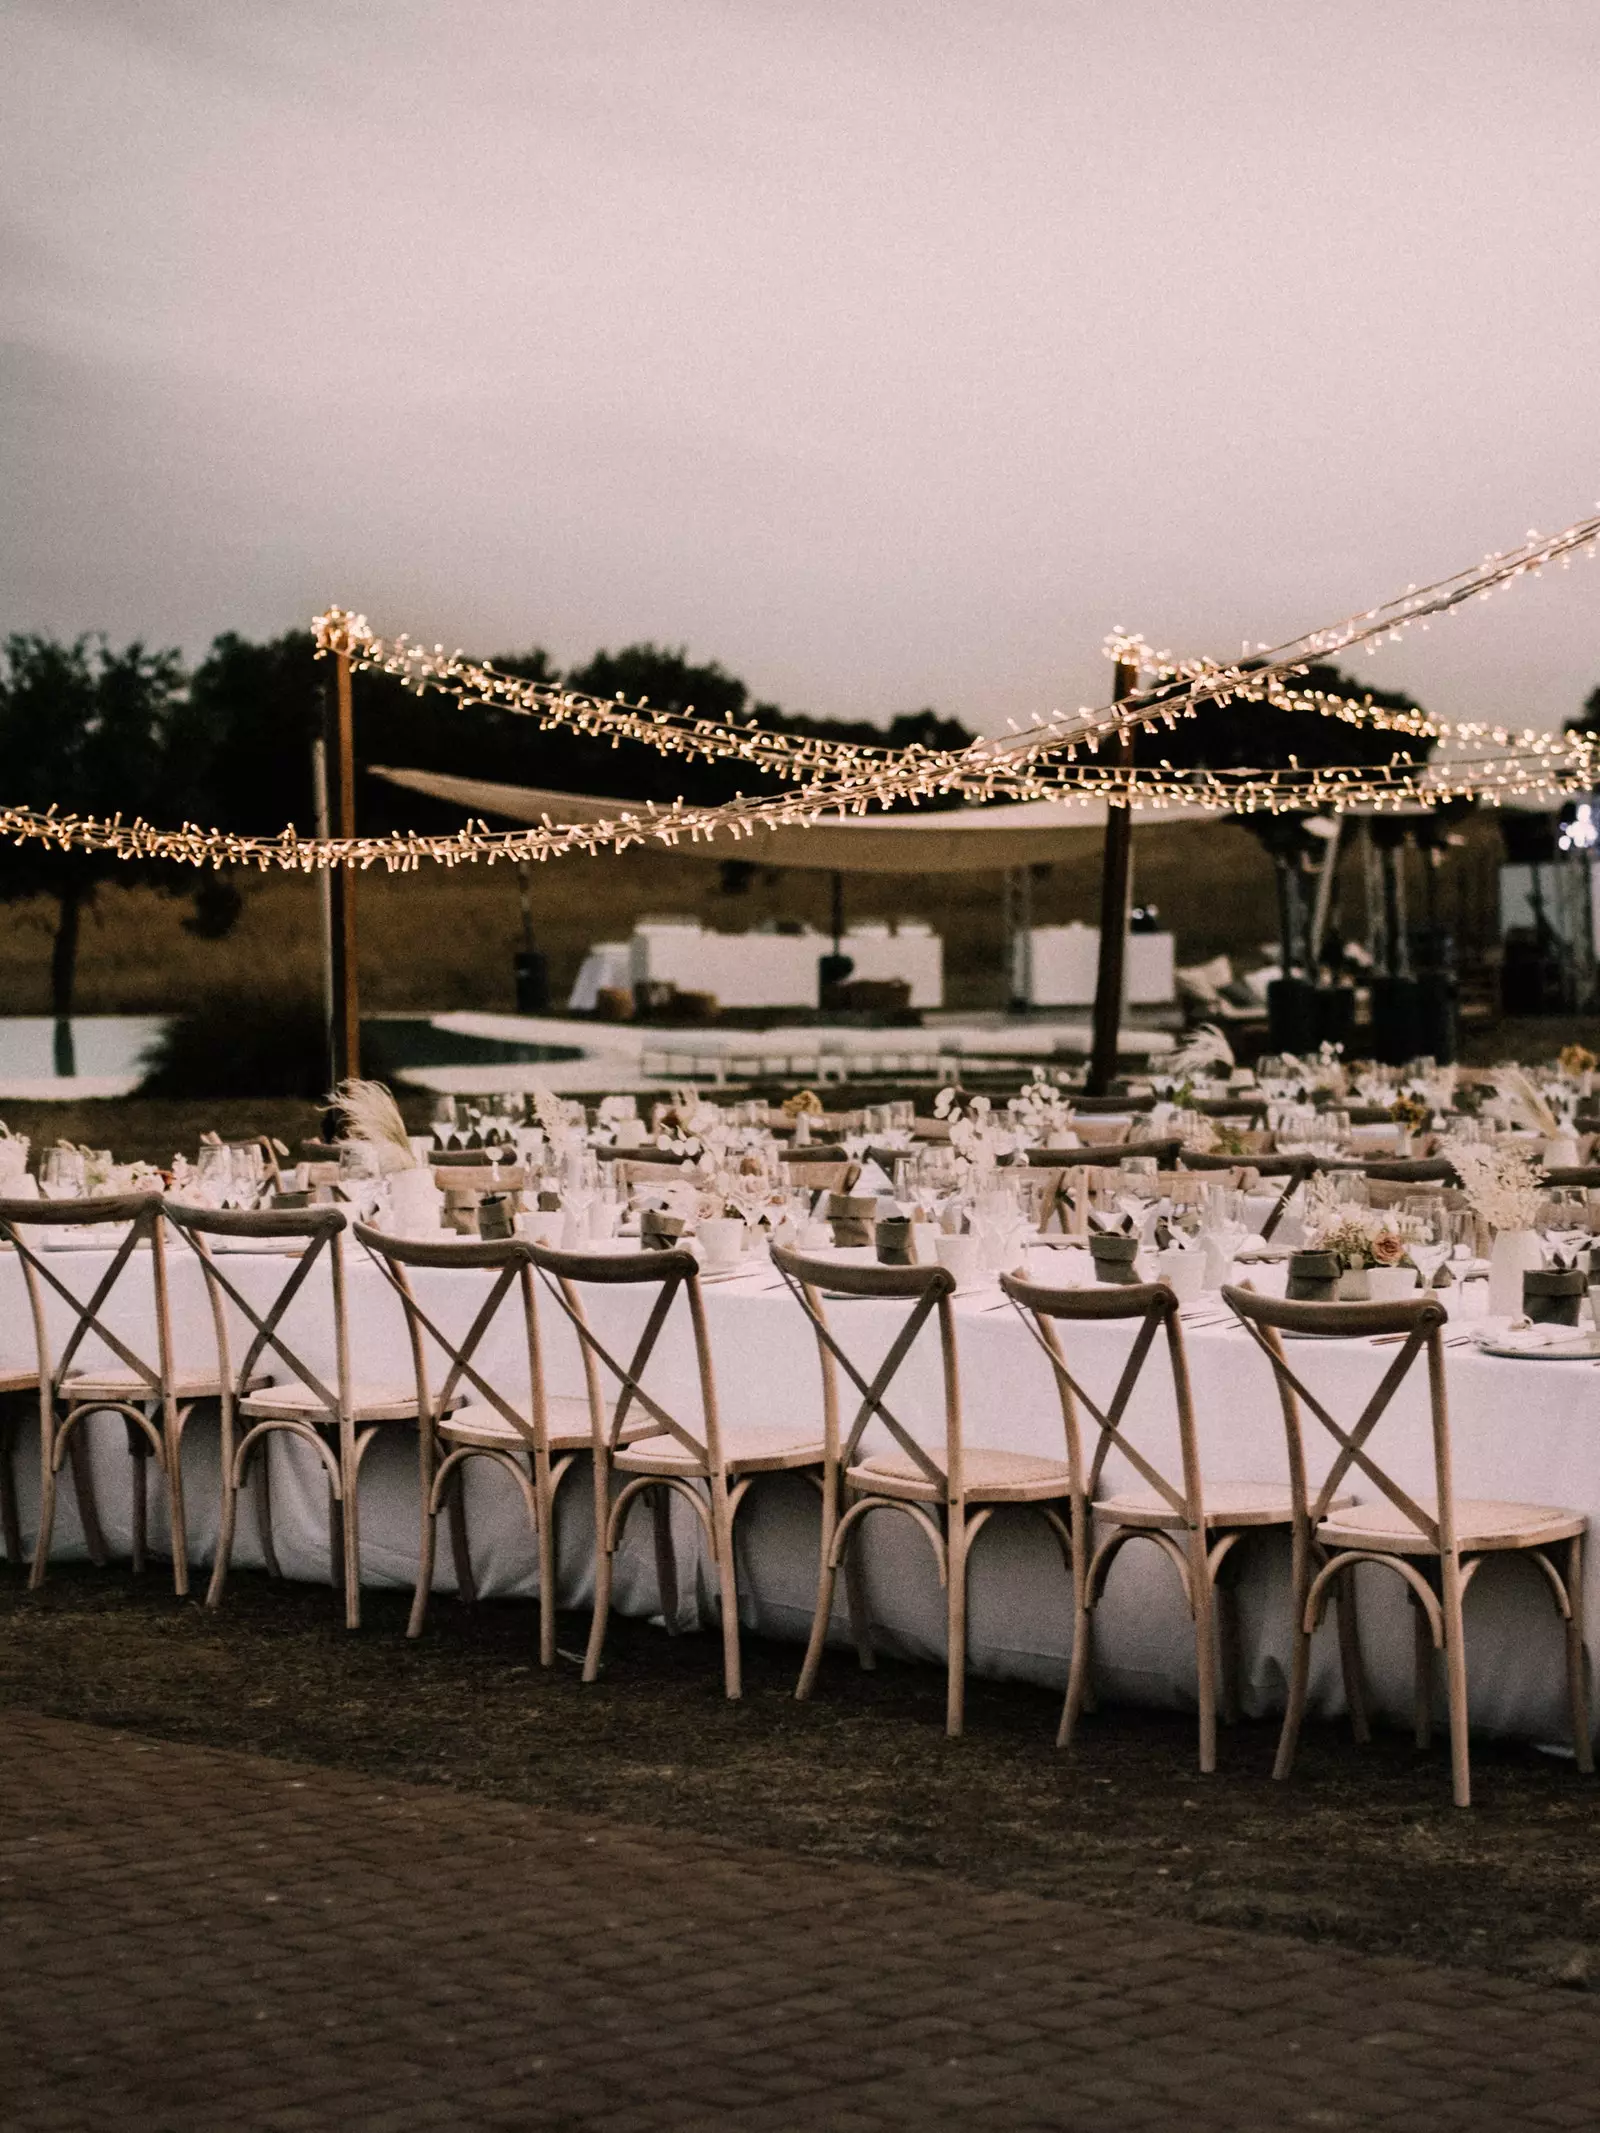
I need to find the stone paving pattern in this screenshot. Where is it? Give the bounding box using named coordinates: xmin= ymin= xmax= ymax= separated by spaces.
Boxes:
xmin=4 ymin=1713 xmax=1600 ymax=2131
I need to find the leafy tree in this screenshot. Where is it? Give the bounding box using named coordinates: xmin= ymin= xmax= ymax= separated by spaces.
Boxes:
xmin=1132 ymin=663 xmax=1434 ymax=976
xmin=181 ymin=630 xmax=323 ymax=831
xmin=0 ymin=634 xmax=207 ymax=1072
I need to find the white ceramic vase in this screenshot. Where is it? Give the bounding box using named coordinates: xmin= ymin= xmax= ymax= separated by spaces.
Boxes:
xmin=1487 ymin=1228 xmax=1543 ymax=1317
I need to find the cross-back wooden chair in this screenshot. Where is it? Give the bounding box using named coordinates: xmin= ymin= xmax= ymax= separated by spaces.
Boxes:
xmin=1179 ymin=1152 xmax=1312 ymax=1242
xmin=354 ymin=1225 xmax=617 ymax=1665
xmin=775 ymin=1248 xmax=1076 ymax=1738
xmin=999 ymin=1273 xmax=1362 ymax=1772
xmin=528 ymin=1243 xmax=830 ymax=1700
xmin=779 ymin=1158 xmax=860 ymax=1200
xmin=166 ymin=1201 xmax=439 ymax=1630
xmin=1222 ymin=1285 xmax=1592 ymax=1807
xmin=0 ymin=1191 xmax=221 ymax=1594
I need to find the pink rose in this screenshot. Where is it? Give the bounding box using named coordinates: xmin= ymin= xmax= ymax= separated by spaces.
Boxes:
xmin=1371 ymin=1231 xmax=1404 ymax=1266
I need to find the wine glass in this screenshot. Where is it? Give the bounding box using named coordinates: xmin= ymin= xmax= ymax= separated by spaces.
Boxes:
xmin=1400 ymin=1195 xmax=1449 ymax=1296
xmin=562 ymin=1147 xmax=600 ymax=1239
xmin=337 ymin=1140 xmax=382 ymax=1219
xmin=1540 ymin=1188 xmax=1590 ymax=1270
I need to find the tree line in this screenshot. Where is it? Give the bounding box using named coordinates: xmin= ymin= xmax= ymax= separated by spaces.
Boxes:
xmin=2 ymin=623 xmax=1463 ymax=1053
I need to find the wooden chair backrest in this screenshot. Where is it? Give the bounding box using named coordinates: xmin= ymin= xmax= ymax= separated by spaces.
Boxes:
xmin=162 ymin=1201 xmax=354 ymax=1423
xmin=781 ymin=1144 xmax=850 ymax=1164
xmin=1221 ymin=1285 xmax=1454 ymax=1554
xmin=1072 ymin=1093 xmax=1158 ymax=1115
xmin=0 ymin=1192 xmax=173 ymax=1400
xmin=999 ymin=1274 xmax=1200 ymax=1523
xmin=770 ymin=1248 xmax=961 ymax=1496
xmin=353 ymin=1226 xmax=574 ymax=1454
xmin=780 ymin=1159 xmax=860 ymax=1198
xmin=525 ymin=1244 xmax=722 ymax=1471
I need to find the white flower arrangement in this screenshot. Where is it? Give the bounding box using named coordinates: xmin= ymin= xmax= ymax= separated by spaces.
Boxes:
xmin=1010 ymin=1073 xmax=1075 ymax=1144
xmin=934 ymin=1085 xmax=998 ymax=1174
xmin=1301 ymin=1177 xmax=1407 ymax=1270
xmin=1440 ymin=1135 xmax=1545 ymax=1234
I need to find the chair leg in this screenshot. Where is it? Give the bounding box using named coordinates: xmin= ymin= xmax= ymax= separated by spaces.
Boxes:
xmin=66 ymin=1424 xmax=109 ymax=1567
xmin=165 ymin=1403 xmax=190 ymax=1600
xmin=1411 ymin=1589 xmax=1434 ymax=1751
xmin=1272 ymin=1537 xmax=1316 ymax=1783
xmin=253 ymin=1445 xmax=282 ymax=1581
xmin=1440 ymin=1553 xmax=1472 ymax=1808
xmin=340 ymin=1438 xmax=362 ymax=1632
xmin=1564 ymin=1535 xmax=1593 ymax=1775
xmin=842 ymin=1517 xmax=875 ymax=1672
xmin=582 ymin=1462 xmax=615 ymax=1685
xmin=797 ymin=1492 xmax=844 ymax=1702
xmin=408 ymin=1482 xmax=439 ymax=1640
xmin=652 ymin=1488 xmax=680 ymax=1634
xmin=1334 ymin=1564 xmax=1371 ymax=1745
xmin=207 ymin=1445 xmax=240 ymax=1609
xmin=327 ymin=1483 xmax=345 ymax=1597
xmin=29 ymin=1423 xmax=58 ymax=1592
xmin=1193 ymin=1579 xmax=1220 ymax=1778
xmin=127 ymin=1420 xmax=148 ymax=1577
xmin=1058 ymin=1588 xmax=1093 ymax=1749
xmin=710 ymin=1482 xmax=742 ymax=1701
xmin=533 ymin=1460 xmax=557 ymax=1670
xmin=945 ymin=1513 xmax=968 ymax=1739
xmin=447 ymin=1466 xmax=477 ymax=1606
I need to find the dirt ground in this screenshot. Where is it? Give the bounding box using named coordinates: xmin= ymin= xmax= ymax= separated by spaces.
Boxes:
xmin=4 ymin=1558 xmax=1599 ymax=1996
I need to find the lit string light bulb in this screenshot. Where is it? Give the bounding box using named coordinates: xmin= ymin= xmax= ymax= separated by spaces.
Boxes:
xmin=5 ymin=509 xmax=1598 ymax=873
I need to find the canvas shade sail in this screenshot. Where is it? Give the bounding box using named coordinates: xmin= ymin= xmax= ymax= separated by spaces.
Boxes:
xmin=368 ymin=765 xmax=1215 ymax=875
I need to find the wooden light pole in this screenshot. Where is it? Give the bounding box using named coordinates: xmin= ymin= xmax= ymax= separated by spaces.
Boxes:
xmin=325 ymin=650 xmax=360 ymax=1083
xmin=1085 ymin=656 xmax=1140 ymax=1094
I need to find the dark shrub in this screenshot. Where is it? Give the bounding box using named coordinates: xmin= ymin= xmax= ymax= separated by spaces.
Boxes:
xmin=139 ymin=993 xmax=328 ymax=1100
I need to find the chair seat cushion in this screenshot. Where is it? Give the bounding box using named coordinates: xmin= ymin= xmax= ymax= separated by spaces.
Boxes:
xmin=63 ymin=1368 xmax=232 ymax=1403
xmin=1317 ymin=1496 xmax=1586 ymax=1556
xmin=241 ymin=1380 xmax=437 ymax=1425
xmin=1095 ymin=1481 xmax=1345 ymax=1529
xmin=616 ymin=1422 xmax=825 ymax=1477
xmin=850 ymin=1446 xmax=1072 ymax=1503
xmin=441 ymin=1392 xmax=596 ymax=1453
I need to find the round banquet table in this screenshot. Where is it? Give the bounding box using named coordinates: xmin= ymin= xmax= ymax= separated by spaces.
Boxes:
xmin=1 ymin=1235 xmax=1594 ymax=1746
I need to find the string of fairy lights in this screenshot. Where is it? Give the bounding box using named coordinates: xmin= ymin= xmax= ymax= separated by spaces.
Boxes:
xmin=5 ymin=508 xmax=1599 ymax=874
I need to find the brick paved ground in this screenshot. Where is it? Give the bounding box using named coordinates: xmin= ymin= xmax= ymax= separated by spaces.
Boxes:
xmin=3 ymin=1714 xmax=1600 ymax=2131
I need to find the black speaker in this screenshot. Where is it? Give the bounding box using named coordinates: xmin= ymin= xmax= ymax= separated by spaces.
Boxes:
xmin=1415 ymin=971 xmax=1458 ymax=1064
xmin=1267 ymin=976 xmax=1320 ymax=1054
xmin=1313 ymin=986 xmax=1357 ymax=1053
xmin=514 ymin=949 xmax=549 ymax=1015
xmin=1369 ymin=976 xmax=1423 ymax=1065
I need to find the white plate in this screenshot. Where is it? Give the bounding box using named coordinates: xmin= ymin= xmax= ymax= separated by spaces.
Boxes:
xmin=1474 ymin=1331 xmax=1600 ymax=1361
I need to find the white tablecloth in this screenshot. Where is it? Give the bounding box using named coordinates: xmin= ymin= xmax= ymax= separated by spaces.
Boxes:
xmin=3 ymin=1241 xmax=1593 ymax=1745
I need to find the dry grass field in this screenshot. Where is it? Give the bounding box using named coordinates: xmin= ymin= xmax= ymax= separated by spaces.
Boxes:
xmin=0 ymin=813 xmax=1506 ymax=1018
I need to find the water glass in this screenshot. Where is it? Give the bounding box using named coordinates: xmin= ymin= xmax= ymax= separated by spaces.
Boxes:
xmin=40 ymin=1146 xmax=85 ymax=1200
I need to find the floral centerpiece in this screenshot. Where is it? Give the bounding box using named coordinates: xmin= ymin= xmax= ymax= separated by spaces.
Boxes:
xmin=1301 ymin=1176 xmax=1410 ymax=1296
xmin=933 ymin=1086 xmax=999 ymax=1175
xmin=1439 ymin=1133 xmax=1546 ymax=1314
xmin=1011 ymin=1072 xmax=1075 ymax=1146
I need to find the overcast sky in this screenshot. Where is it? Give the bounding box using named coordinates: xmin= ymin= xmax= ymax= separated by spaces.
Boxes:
xmin=3 ymin=0 xmax=1598 ymax=736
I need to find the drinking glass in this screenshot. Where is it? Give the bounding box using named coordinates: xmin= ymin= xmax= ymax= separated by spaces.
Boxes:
xmin=1400 ymin=1196 xmax=1448 ymax=1293
xmin=193 ymin=1143 xmax=232 ymax=1207
xmin=40 ymin=1146 xmax=85 ymax=1200
xmin=229 ymin=1142 xmax=266 ymax=1208
xmin=337 ymin=1140 xmax=382 ymax=1219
